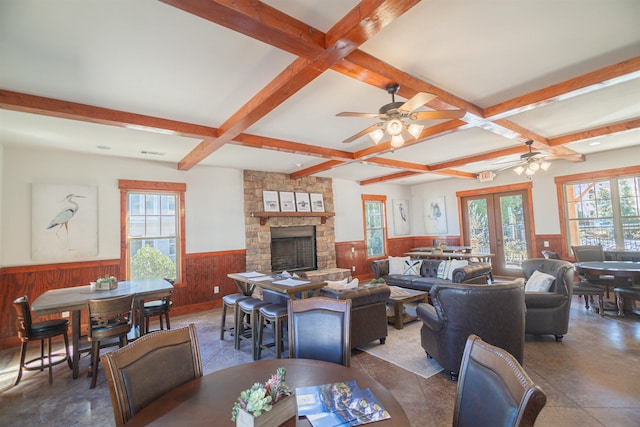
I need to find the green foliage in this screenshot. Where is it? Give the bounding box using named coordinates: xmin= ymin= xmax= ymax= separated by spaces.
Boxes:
xmin=130 ymin=244 xmax=176 ymax=280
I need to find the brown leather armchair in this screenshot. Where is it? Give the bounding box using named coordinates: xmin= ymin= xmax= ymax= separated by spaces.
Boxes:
xmin=522 ymin=258 xmax=575 ymax=342
xmin=417 ymin=279 xmax=526 ymax=380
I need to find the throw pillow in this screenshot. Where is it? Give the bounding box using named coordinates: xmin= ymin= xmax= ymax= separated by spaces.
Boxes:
xmin=525 ymin=270 xmax=556 ymax=292
xmin=437 ymin=260 xmax=451 ymax=279
xmin=402 ymin=259 xmax=422 ymax=276
xmin=388 ymin=256 xmax=410 ymax=275
xmin=326 ymin=278 xmax=359 ymax=290
xmin=447 ymin=259 xmax=469 ymax=280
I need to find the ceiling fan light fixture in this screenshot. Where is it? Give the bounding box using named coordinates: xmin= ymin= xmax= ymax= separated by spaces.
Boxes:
xmin=368 ymin=128 xmax=384 ymax=144
xmin=386 ymin=119 xmax=403 ymax=136
xmin=525 ymin=167 xmax=536 ymax=176
xmin=540 ymin=161 xmax=551 ymax=171
xmin=407 ymin=123 xmax=424 ymax=139
xmin=513 ymin=165 xmax=525 ymax=175
xmin=528 ymin=162 xmax=540 ymax=172
xmin=390 ymin=134 xmax=405 ymax=148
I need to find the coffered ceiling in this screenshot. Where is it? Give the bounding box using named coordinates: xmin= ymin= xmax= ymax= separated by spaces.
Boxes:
xmin=1 ymin=0 xmax=639 ymax=185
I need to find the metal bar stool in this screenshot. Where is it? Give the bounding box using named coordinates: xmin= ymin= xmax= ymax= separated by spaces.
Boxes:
xmin=235 ymin=298 xmax=271 ymax=359
xmin=256 ymin=303 xmax=288 ymax=360
xmin=220 ymin=293 xmax=252 ymax=340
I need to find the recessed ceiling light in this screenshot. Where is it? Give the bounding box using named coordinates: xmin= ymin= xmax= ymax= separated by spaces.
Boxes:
xmin=589 ymin=141 xmax=601 ymax=146
xmin=96 ymin=145 xmax=111 ymax=150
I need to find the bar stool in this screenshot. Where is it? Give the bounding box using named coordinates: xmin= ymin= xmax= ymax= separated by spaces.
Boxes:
xmin=142 ymin=295 xmax=172 ymax=333
xmin=256 ymin=303 xmax=288 ymax=359
xmin=220 ymin=293 xmax=252 ymax=340
xmin=235 ymin=298 xmax=271 ymax=359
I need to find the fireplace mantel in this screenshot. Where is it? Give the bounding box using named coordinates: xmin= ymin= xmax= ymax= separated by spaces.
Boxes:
xmin=250 ymin=211 xmax=335 ymax=226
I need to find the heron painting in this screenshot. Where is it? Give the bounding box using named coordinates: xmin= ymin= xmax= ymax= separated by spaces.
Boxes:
xmin=32 ymin=184 xmax=98 ymax=260
xmin=393 ymin=199 xmax=410 ymax=235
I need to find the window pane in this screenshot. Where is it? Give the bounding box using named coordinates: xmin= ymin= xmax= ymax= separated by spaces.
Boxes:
xmin=161 ymin=194 xmax=176 ymax=215
xmin=161 ymin=215 xmax=176 ymax=237
xmin=364 ymin=199 xmax=386 ymax=258
xmin=146 ymin=215 xmax=161 ymax=236
xmin=129 ymin=216 xmax=145 ymax=237
xmin=146 ymin=194 xmax=161 ymax=215
xmin=129 ymin=194 xmax=145 ymax=216
xmin=130 ymin=240 xmax=177 ymax=280
xmin=367 ymin=229 xmax=384 ymax=257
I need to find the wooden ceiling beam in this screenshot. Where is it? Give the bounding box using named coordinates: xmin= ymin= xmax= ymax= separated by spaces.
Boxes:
xmin=159 ymin=0 xmax=325 ymax=58
xmin=364 ymin=157 xmax=430 ymax=172
xmin=0 ymin=90 xmax=218 ymax=140
xmin=176 ymin=0 xmax=421 ymax=170
xmin=548 ymin=117 xmax=640 ymax=146
xmin=359 ymin=170 xmax=420 ymax=185
xmin=232 ymin=133 xmax=354 ymax=161
xmin=290 ymin=160 xmax=345 ymax=179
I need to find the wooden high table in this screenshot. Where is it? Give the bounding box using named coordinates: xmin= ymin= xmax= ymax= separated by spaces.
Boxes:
xmin=125 ymin=358 xmax=410 ymax=426
xmin=31 ymin=278 xmax=173 ymax=379
xmin=228 ymin=272 xmax=327 ymax=299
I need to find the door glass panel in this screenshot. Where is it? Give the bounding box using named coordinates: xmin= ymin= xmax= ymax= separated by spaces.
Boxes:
xmin=499 ymin=195 xmax=526 ymax=269
xmin=467 ymin=199 xmax=490 ymax=254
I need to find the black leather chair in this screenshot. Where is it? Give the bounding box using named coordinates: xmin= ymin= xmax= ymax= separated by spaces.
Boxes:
xmin=288 ymin=297 xmax=351 ymax=367
xmin=417 ymin=279 xmax=526 ymax=380
xmin=12 ymin=296 xmax=73 ymax=385
xmin=454 ymin=335 xmax=547 ymax=427
xmin=522 ymin=258 xmax=575 ymax=341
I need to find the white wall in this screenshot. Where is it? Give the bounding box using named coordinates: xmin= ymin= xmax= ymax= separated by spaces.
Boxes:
xmin=1 ymin=146 xmax=245 ymax=267
xmin=410 ymin=146 xmax=640 ymax=236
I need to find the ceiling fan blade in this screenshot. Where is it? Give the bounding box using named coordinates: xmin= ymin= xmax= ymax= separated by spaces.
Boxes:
xmin=399 ymin=92 xmax=437 ymax=112
xmin=542 ymin=153 xmax=585 ymax=161
xmin=410 ymin=110 xmax=466 ymax=120
xmin=342 ymin=123 xmax=382 ymax=143
xmin=336 ymin=112 xmax=385 ymax=118
xmin=496 ymin=161 xmax=524 ymax=172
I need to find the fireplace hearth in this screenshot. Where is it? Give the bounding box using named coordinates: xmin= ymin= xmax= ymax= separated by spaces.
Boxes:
xmin=270 ymin=226 xmax=317 ymax=273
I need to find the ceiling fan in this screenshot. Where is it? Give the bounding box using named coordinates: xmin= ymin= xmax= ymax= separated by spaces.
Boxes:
xmin=336 ymin=84 xmax=466 ymax=148
xmin=495 ymin=140 xmax=583 ymax=176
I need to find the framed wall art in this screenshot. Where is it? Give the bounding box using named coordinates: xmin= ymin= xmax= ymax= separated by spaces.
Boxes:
xmin=262 ymin=190 xmax=280 ymax=212
xmin=279 ymin=191 xmax=296 ymax=212
xmin=425 ymin=196 xmax=447 ymax=234
xmin=295 ymin=192 xmax=311 ymax=212
xmin=392 ymin=199 xmax=410 ymax=236
xmin=310 ymin=193 xmax=325 ymax=212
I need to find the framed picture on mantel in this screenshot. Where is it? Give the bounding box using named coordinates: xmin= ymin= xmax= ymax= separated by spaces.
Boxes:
xmin=310 ymin=193 xmax=325 ymax=212
xmin=295 ymin=192 xmax=311 ymax=212
xmin=279 ymin=191 xmax=296 ymax=212
xmin=262 ymin=191 xmax=279 ymax=212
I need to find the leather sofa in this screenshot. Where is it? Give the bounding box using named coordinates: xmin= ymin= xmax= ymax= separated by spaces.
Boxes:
xmin=417 ymin=279 xmax=526 ymax=380
xmin=521 ymin=258 xmax=575 ymax=342
xmin=371 ymin=258 xmax=493 ymax=293
xmin=320 ymin=283 xmax=390 ymax=349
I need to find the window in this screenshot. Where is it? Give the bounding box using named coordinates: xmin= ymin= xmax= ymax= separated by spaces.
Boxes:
xmin=557 ymin=166 xmax=640 ymax=252
xmin=362 ymin=194 xmax=387 ymax=258
xmin=119 ymin=180 xmax=186 ymax=283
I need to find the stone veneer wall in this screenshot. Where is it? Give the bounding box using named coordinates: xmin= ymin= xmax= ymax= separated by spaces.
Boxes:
xmin=244 ymin=170 xmax=336 ymax=272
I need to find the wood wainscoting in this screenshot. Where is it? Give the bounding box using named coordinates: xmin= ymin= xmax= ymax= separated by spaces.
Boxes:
xmin=0 ymin=250 xmax=246 ymax=349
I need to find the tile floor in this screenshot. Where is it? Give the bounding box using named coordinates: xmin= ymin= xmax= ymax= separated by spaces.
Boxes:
xmin=1 ymin=298 xmax=639 ymax=426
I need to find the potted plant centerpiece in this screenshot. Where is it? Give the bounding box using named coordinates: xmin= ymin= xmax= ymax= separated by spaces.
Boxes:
xmin=231 ymin=367 xmax=294 ymax=427
xmin=94 ymin=275 xmax=118 ymax=291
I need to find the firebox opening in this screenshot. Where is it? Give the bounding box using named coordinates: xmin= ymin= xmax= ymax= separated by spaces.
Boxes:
xmin=270 ymin=226 xmax=317 ymax=273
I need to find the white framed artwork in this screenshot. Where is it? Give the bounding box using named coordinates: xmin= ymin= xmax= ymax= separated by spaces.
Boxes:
xmin=262 ymin=190 xmax=280 ymax=212
xmin=392 ymin=199 xmax=410 ymax=236
xmin=425 ymin=196 xmax=447 ymax=234
xmin=279 ymin=191 xmax=296 ymax=212
xmin=310 ymin=193 xmax=325 ymax=212
xmin=32 ymin=183 xmax=98 ymax=260
xmin=295 ymin=192 xmax=311 ymax=212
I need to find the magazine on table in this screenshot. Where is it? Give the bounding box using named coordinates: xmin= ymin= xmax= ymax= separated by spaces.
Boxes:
xmin=296 ymin=380 xmax=390 ymax=426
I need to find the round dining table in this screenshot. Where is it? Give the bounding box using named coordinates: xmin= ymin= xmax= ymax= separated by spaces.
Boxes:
xmin=125 ymin=358 xmax=410 ymax=426
xmin=574 ymin=261 xmax=640 ymax=313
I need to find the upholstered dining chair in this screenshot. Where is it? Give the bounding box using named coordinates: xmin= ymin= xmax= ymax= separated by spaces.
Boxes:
xmin=87 ymin=294 xmax=134 ymax=388
xmin=101 ymin=323 xmax=202 ymax=427
xmin=12 ymin=296 xmax=73 ymax=385
xmin=453 ymin=335 xmax=547 ymax=427
xmin=288 ymin=297 xmax=351 ymax=367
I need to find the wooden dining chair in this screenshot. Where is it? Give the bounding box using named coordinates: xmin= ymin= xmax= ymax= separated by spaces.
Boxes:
xmin=101 ymin=323 xmax=202 ymax=427
xmin=453 ymin=335 xmax=547 ymax=427
xmin=87 ymin=294 xmax=134 ymax=389
xmin=288 ymin=297 xmax=351 ymax=367
xmin=572 ymin=245 xmax=616 ymax=297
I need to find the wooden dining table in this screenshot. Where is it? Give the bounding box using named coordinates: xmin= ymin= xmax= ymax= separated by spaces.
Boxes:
xmin=228 ymin=272 xmax=327 ymax=300
xmin=574 ymin=261 xmax=640 ymax=313
xmin=31 ymin=278 xmax=173 ymax=378
xmin=125 ymin=358 xmax=410 ymax=426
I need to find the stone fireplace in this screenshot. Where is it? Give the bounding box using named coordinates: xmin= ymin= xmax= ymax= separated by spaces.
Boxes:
xmin=243 ymin=171 xmax=346 ymax=280
xmin=270 ymin=225 xmax=317 ymax=273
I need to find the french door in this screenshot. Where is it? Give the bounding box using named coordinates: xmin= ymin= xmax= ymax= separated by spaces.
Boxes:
xmin=460 ymin=186 xmax=534 ymax=277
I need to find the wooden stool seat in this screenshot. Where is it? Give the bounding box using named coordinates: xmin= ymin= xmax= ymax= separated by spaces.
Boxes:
xmin=220 ymin=293 xmax=252 ymax=340
xmin=573 ymin=281 xmax=605 ymax=317
xmin=256 ymin=303 xmax=288 ymax=359
xmin=614 ymin=287 xmax=640 ymax=316
xmin=142 ymin=297 xmax=172 ymax=333
xmin=235 ymin=298 xmax=271 ymax=359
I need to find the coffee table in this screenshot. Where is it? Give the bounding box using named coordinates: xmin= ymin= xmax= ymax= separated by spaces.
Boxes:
xmin=387 ymin=286 xmax=428 ymax=329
